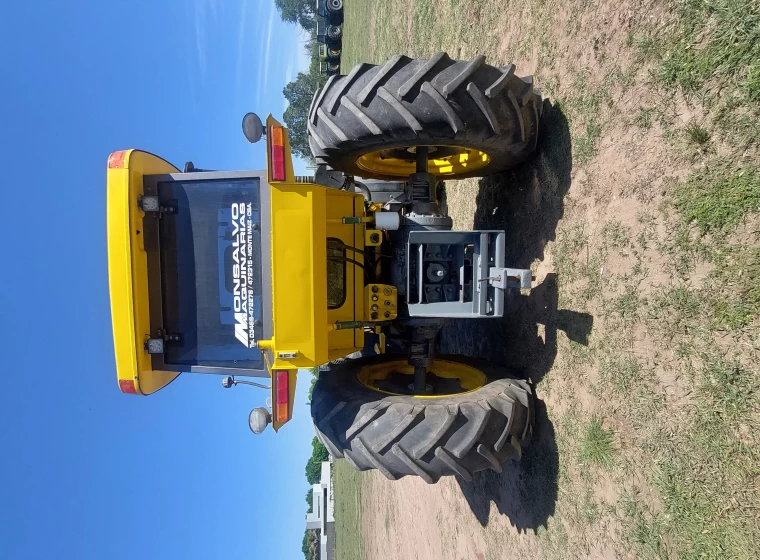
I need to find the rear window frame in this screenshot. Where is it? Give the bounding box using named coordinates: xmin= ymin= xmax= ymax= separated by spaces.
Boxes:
xmin=141 ymin=170 xmax=273 ymax=379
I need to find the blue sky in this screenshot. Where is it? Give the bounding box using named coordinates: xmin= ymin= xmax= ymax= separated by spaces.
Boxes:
xmin=0 ymin=2 xmax=316 ymax=559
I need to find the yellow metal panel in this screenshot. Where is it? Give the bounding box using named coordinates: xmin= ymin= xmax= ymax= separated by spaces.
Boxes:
xmin=270 ymin=184 xmax=329 ymax=367
xmin=353 ymin=195 xmax=365 ymax=350
xmin=107 ymin=161 xmax=139 ymax=392
xmin=107 ymin=150 xmax=180 ymax=395
xmin=264 ymin=114 xmax=367 ymax=370
xmin=252 ymin=175 xmax=366 ymax=427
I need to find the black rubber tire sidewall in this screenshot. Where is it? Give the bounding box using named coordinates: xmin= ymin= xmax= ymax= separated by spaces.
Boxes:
xmin=307 ymin=53 xmax=541 ymax=180
xmin=311 ymin=354 xmax=534 ymax=482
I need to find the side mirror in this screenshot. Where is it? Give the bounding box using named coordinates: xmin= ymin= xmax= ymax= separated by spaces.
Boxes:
xmin=242 ymin=112 xmax=264 ymax=144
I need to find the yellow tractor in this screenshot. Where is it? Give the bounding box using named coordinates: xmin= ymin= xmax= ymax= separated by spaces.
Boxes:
xmin=318 ymin=44 xmax=341 ymax=76
xmin=107 ymin=53 xmax=542 ymax=483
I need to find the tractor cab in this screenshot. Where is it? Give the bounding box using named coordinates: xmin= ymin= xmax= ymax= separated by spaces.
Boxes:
xmin=318 ymin=44 xmax=340 ymax=61
xmin=315 ymin=18 xmax=341 ymax=47
xmin=106 ymin=114 xmax=370 ymax=431
xmin=315 ymin=19 xmax=328 ymax=44
xmin=315 ymin=0 xmax=344 ymax=25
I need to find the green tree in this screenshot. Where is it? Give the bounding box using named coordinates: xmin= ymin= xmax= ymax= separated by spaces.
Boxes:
xmin=275 ymin=0 xmax=315 ymax=31
xmin=306 ymin=488 xmax=314 ymax=511
xmin=283 ymin=70 xmax=325 ymax=160
xmin=302 ymin=529 xmax=310 ymax=558
xmin=302 ymin=528 xmax=320 ymax=560
xmin=307 ymin=367 xmax=319 ymax=401
xmin=305 ymin=436 xmax=329 ymax=484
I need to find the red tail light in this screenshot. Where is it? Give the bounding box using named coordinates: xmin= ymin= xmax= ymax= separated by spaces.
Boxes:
xmin=119 ymin=379 xmax=138 ymax=394
xmin=269 ymin=126 xmax=286 ymax=181
xmin=108 ymin=150 xmax=127 ymax=169
xmin=275 ymin=370 xmax=290 ymax=422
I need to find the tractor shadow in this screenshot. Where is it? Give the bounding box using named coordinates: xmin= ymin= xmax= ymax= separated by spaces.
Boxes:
xmin=455 ymin=400 xmax=559 ymax=530
xmin=439 ymin=101 xmax=593 ymax=530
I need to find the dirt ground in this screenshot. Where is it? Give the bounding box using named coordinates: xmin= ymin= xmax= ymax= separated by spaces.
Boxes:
xmin=360 ymin=463 xmax=564 ymax=560
xmin=335 ymin=0 xmax=760 ymax=559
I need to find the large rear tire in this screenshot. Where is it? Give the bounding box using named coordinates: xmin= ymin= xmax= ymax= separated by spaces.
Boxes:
xmin=326 ymin=0 xmax=344 ymax=24
xmin=307 ymin=53 xmax=542 ymax=180
xmin=311 ymin=354 xmax=534 ymax=483
xmin=327 ymin=25 xmax=342 ymax=42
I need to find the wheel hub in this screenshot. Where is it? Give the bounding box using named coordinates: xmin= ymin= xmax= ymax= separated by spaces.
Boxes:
xmin=356 ymin=145 xmax=491 ymax=177
xmin=357 ymin=360 xmax=487 ymax=397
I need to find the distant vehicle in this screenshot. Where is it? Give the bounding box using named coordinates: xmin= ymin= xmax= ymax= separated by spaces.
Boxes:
xmin=318 ymin=60 xmax=339 ymax=76
xmin=316 ymin=0 xmax=343 ymax=25
xmin=318 ymin=43 xmax=341 ymax=62
xmin=316 ymin=17 xmax=341 ymax=47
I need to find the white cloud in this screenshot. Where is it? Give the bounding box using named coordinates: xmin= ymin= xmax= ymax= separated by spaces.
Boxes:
xmin=235 ymin=0 xmax=252 ymax=95
xmin=186 ymin=0 xmax=222 ymax=112
xmin=283 ymin=60 xmax=295 ymax=114
xmin=282 ymin=27 xmax=312 ymax=114
xmin=192 ymin=0 xmax=220 ymax=81
xmin=254 ymin=2 xmax=276 ymax=107
xmin=284 ymin=62 xmax=295 ymax=85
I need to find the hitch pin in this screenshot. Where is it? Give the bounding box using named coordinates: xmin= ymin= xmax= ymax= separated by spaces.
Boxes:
xmin=480 ymin=274 xmax=524 ymax=283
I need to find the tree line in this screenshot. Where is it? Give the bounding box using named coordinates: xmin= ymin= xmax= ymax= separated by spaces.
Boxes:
xmin=275 ymin=0 xmax=330 ymax=160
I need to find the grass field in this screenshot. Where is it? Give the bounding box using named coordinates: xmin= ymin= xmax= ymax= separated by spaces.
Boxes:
xmin=332 ymin=459 xmax=364 ymax=560
xmin=333 ymin=1 xmax=760 ymax=559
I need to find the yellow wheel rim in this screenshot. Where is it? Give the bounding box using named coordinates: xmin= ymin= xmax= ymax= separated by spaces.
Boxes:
xmin=357 ymin=359 xmax=487 ymax=398
xmin=356 ymin=145 xmax=491 ymax=177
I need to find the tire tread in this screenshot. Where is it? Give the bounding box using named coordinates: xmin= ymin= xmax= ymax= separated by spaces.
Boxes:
xmin=311 ymin=355 xmax=534 ymax=482
xmin=308 ymin=53 xmax=542 ymax=180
